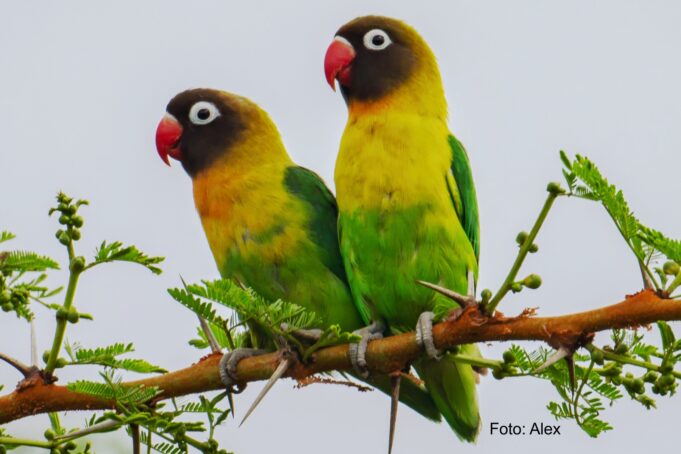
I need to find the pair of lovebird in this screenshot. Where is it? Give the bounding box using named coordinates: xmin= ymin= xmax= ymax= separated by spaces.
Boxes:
xmin=155 ymin=15 xmax=482 ymax=445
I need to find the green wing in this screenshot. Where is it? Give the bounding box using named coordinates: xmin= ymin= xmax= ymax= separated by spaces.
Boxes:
xmin=283 ymin=166 xmax=348 ymax=284
xmin=447 ymin=135 xmax=480 ymax=261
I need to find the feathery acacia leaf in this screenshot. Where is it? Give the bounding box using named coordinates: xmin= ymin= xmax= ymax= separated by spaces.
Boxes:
xmin=90 ymin=241 xmax=164 ymax=274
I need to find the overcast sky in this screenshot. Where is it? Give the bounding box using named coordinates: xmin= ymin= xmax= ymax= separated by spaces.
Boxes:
xmin=2 ymin=1 xmax=681 ymax=453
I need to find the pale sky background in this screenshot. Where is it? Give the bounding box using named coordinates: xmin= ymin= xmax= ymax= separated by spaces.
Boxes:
xmin=2 ymin=1 xmax=681 ymax=453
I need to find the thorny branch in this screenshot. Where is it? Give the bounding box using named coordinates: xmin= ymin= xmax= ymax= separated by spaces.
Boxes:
xmin=0 ymin=289 xmax=678 ymax=424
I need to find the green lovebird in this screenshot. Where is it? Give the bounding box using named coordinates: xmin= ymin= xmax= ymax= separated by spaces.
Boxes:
xmin=325 ymin=16 xmax=482 ymax=441
xmin=154 ymin=88 xmax=440 ymax=421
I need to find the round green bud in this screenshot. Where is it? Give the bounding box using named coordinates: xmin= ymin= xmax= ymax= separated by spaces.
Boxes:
xmin=481 ymin=289 xmax=493 ymax=302
xmin=67 ymin=308 xmax=79 ymax=324
xmin=55 ymin=229 xmax=64 ymax=239
xmin=590 ymin=349 xmax=604 ymax=365
xmin=42 ymin=350 xmax=50 ymax=363
xmin=522 ymin=274 xmax=542 ymax=289
xmin=622 ymin=376 xmax=634 ymax=389
xmin=612 ymin=375 xmax=622 ymax=385
xmin=660 ymin=363 xmax=673 ymax=374
xmin=614 ymin=343 xmax=628 ymax=354
xmin=44 ymin=428 xmax=56 ymax=440
xmin=633 ymin=378 xmax=645 ymax=394
xmin=1 ymin=302 xmax=12 ymax=312
xmin=70 ymin=256 xmax=86 ymax=273
xmin=56 ymin=307 xmax=69 ymax=320
xmin=503 ymin=350 xmax=516 ymax=364
xmin=64 ymin=205 xmax=76 ymax=215
xmin=546 ymin=182 xmax=566 ymax=195
xmin=644 ymin=371 xmax=658 ymax=383
xmin=516 ymin=231 xmax=528 ymax=246
xmin=57 ymin=203 xmax=69 ymax=212
xmin=511 ymin=282 xmax=523 ymax=293
xmin=55 ymin=357 xmax=68 ymax=368
xmin=528 ymin=243 xmax=539 ymax=253
xmin=663 ymin=261 xmax=680 ymax=276
xmin=71 ymin=216 xmax=83 ymax=228
xmin=492 ymin=367 xmax=505 ymax=380
xmin=58 ymin=232 xmax=70 ymax=245
xmin=70 ymin=229 xmax=81 ymax=241
xmin=651 ymin=384 xmax=661 ymax=395
xmin=658 ymin=373 xmax=675 ymax=388
xmin=65 ymin=441 xmax=77 ymax=450
xmin=58 ymin=215 xmax=70 ymax=225
xmin=0 ymin=291 xmax=9 ymax=304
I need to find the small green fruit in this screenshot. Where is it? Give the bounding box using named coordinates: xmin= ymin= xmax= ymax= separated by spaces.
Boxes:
xmin=528 ymin=243 xmax=539 ymax=253
xmin=42 ymin=350 xmax=50 ymax=363
xmin=546 ymin=182 xmax=566 ymax=195
xmin=70 ymin=229 xmax=81 ymax=241
xmin=660 ymin=363 xmax=673 ymax=374
xmin=516 ymin=231 xmax=528 ymax=246
xmin=67 ymin=308 xmax=79 ymax=323
xmin=70 ymin=256 xmax=86 ymax=273
xmin=492 ymin=367 xmax=505 ymax=380
xmin=44 ymin=428 xmax=56 ymax=440
xmin=58 ymin=215 xmax=70 ymax=225
xmin=511 ymin=282 xmax=523 ymax=293
xmin=1 ymin=302 xmax=12 ymax=312
xmin=663 ymin=261 xmax=680 ymax=276
xmin=71 ymin=216 xmax=84 ymax=228
xmin=481 ymin=289 xmax=493 ymax=302
xmin=643 ymin=371 xmax=658 ymax=383
xmin=56 ymin=307 xmax=68 ymax=320
xmin=58 ymin=232 xmax=70 ymax=245
xmin=503 ymin=350 xmax=516 ymax=364
xmin=522 ymin=274 xmax=542 ymax=289
xmin=55 ymin=358 xmax=68 ymax=368
xmin=590 ymin=349 xmax=604 ymax=365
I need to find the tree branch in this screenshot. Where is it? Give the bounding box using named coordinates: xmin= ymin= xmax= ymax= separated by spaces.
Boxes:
xmin=1 ymin=289 xmax=678 ymax=424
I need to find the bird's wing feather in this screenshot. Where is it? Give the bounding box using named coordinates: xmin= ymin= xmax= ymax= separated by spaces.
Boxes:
xmin=446 ymin=135 xmax=480 ymax=262
xmin=283 ymin=166 xmax=348 ymax=284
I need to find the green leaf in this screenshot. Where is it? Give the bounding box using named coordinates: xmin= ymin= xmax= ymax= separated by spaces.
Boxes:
xmin=90 ymin=241 xmax=164 ymax=274
xmin=65 ymin=342 xmax=166 ymax=373
xmin=68 ymin=371 xmax=161 ymax=404
xmin=0 ymin=251 xmax=59 ymax=272
xmin=657 ymin=321 xmax=676 ymax=350
xmin=0 ymin=231 xmax=15 ymax=244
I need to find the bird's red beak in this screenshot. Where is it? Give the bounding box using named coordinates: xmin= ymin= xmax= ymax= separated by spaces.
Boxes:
xmin=324 ymin=36 xmax=355 ymax=90
xmin=155 ymin=114 xmax=183 ymax=166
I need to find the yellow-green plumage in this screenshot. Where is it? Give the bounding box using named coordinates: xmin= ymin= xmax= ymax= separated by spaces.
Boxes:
xmin=166 ymin=89 xmax=441 ymax=422
xmin=332 ymin=17 xmax=481 ymax=440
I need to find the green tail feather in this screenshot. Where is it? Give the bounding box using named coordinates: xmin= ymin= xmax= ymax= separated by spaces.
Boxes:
xmin=349 ymin=372 xmax=442 ymax=422
xmin=414 ymin=347 xmax=481 ymax=441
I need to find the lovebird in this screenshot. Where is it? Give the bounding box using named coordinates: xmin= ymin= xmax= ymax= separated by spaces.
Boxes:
xmin=154 ymin=88 xmax=440 ymax=422
xmin=325 ymin=16 xmax=482 ymax=441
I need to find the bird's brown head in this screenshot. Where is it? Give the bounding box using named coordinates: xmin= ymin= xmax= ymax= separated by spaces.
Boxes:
xmin=155 ymin=89 xmax=248 ymax=177
xmin=324 ymin=16 xmax=442 ymax=106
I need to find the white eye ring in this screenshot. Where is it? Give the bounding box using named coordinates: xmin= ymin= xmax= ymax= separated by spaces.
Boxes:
xmin=363 ymin=29 xmax=392 ymax=51
xmin=188 ymin=101 xmax=220 ymax=125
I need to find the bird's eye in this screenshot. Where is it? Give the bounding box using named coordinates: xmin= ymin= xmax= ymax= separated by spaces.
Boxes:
xmin=363 ymin=29 xmax=392 ymax=51
xmin=189 ymin=101 xmax=220 ymax=125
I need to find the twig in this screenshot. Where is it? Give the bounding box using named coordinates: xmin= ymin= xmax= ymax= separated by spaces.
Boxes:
xmin=0 ymin=290 xmax=679 ymax=424
xmin=485 ymin=190 xmax=560 ymax=314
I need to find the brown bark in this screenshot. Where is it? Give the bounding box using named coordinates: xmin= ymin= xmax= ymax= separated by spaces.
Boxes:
xmin=1 ymin=289 xmax=678 ymax=424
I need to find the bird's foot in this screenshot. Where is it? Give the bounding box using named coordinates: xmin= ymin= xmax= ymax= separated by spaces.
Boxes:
xmin=219 ymin=347 xmax=267 ymax=392
xmin=348 ymin=321 xmax=385 ymax=378
xmin=415 ymin=311 xmax=443 ymax=360
xmin=280 ymin=323 xmax=323 ymax=343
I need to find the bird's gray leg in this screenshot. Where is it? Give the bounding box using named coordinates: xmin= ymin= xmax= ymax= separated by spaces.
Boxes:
xmin=415 ymin=311 xmax=443 ymax=360
xmin=348 ymin=321 xmax=385 ymax=378
xmin=219 ymin=347 xmax=268 ymax=392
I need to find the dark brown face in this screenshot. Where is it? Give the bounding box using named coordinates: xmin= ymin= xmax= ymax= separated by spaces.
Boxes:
xmin=324 ymin=16 xmax=417 ymax=102
xmin=155 ymin=89 xmax=245 ymax=177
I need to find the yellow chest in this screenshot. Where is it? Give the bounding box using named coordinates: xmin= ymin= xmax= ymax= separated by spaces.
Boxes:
xmin=334 ymin=113 xmax=453 ymax=212
xmin=192 ymin=164 xmax=305 ymax=269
